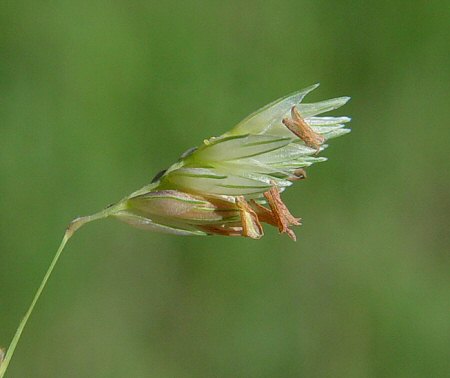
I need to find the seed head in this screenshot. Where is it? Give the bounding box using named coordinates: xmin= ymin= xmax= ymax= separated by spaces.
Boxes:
xmin=110 ymin=84 xmax=351 ymax=240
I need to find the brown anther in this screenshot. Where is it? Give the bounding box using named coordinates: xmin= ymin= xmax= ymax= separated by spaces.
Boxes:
xmin=236 ymin=196 xmax=264 ymax=239
xmin=282 ymin=106 xmax=325 ymax=153
xmin=250 ymin=200 xmax=278 ymax=227
xmin=261 ymin=185 xmax=301 ymax=241
xmin=288 ymin=168 xmax=307 ymax=181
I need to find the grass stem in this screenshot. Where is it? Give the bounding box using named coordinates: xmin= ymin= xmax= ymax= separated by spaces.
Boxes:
xmin=0 ymin=209 xmax=110 ymax=377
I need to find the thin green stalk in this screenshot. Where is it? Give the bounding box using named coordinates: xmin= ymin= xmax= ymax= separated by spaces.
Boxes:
xmin=0 ymin=209 xmax=111 ymax=378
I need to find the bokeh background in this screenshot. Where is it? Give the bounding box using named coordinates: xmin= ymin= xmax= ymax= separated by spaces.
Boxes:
xmin=1 ymin=1 xmax=449 ymax=377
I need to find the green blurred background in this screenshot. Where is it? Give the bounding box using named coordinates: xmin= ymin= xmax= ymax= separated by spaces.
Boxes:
xmin=1 ymin=1 xmax=449 ymax=377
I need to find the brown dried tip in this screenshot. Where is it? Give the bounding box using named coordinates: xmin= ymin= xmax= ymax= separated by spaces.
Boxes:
xmin=282 ymin=106 xmax=325 ymax=153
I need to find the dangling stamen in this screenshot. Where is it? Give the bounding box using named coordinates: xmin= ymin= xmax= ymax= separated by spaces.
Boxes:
xmin=288 ymin=168 xmax=307 ymax=181
xmin=250 ymin=200 xmax=278 ymax=227
xmin=282 ymin=106 xmax=325 ymax=153
xmin=236 ymin=196 xmax=264 ymax=239
xmin=262 ymin=185 xmax=301 ymax=241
